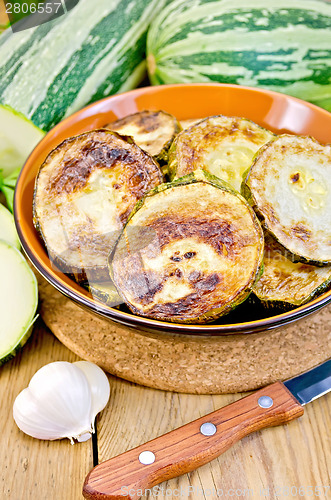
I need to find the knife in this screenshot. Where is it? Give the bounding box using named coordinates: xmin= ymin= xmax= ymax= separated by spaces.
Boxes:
xmin=83 ymin=360 xmax=331 ymax=500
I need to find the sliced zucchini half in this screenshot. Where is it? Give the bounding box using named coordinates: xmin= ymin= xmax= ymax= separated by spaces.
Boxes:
xmin=0 ymin=203 xmax=20 ymax=249
xmin=253 ymin=232 xmax=331 ymax=309
xmin=0 ymin=104 xmax=45 ymax=178
xmin=244 ymin=135 xmax=331 ymax=265
xmin=33 ymin=129 xmax=163 ymax=283
xmin=106 ymin=110 xmax=181 ymax=163
xmin=168 ymin=115 xmax=274 ymax=192
xmin=109 ymin=170 xmax=264 ymax=324
xmin=0 ymin=241 xmax=38 ymax=365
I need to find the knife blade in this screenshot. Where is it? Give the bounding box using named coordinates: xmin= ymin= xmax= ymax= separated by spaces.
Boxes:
xmin=83 ymin=360 xmax=331 ymax=500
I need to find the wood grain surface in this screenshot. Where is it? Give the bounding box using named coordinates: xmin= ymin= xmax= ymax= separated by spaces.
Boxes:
xmin=0 ymin=324 xmax=94 ymax=500
xmin=1 ymin=320 xmax=330 ymax=500
xmin=83 ymin=383 xmax=304 ymax=500
xmin=1 ymin=0 xmax=331 ymax=493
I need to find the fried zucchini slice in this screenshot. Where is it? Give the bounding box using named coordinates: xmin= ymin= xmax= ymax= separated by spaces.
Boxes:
xmin=33 ymin=129 xmax=163 ymax=282
xmin=106 ymin=110 xmax=181 ymax=163
xmin=180 ymin=118 xmax=204 ymax=130
xmin=88 ymin=281 xmax=122 ymax=307
xmin=168 ymin=115 xmax=274 ymax=192
xmin=243 ymin=135 xmax=331 ymax=265
xmin=109 ymin=170 xmax=264 ymax=324
xmin=253 ymin=232 xmax=331 ymax=309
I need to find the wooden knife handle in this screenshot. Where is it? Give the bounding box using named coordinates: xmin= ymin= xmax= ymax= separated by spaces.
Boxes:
xmin=83 ymin=382 xmax=303 ymax=500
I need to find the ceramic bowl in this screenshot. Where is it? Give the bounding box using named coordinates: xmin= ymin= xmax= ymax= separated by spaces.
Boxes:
xmin=14 ymin=83 xmax=331 ymax=335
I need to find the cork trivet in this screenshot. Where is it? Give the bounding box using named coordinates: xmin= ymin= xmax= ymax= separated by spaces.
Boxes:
xmin=38 ymin=278 xmax=331 ymax=394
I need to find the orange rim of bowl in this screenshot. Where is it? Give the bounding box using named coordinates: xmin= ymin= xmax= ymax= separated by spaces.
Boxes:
xmin=14 ymin=83 xmax=331 ymax=335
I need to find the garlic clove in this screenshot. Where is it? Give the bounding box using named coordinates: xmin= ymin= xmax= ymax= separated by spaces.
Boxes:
xmin=74 ymin=361 xmax=110 ymax=420
xmin=28 ymin=362 xmax=93 ymax=435
xmin=13 ymin=361 xmax=95 ymax=443
xmin=13 ymin=388 xmax=73 ymax=441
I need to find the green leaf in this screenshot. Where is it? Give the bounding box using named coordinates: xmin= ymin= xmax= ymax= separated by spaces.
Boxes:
xmin=0 ymin=167 xmax=21 ymax=212
xmin=0 ymin=23 xmax=10 ymax=34
xmin=3 ymin=166 xmax=21 ymax=188
xmin=1 ymin=185 xmax=15 ymax=213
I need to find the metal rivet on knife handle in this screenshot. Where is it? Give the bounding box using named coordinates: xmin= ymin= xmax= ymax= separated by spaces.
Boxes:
xmin=84 ymin=362 xmax=331 ymax=500
xmin=200 ymin=422 xmax=217 ymax=436
xmin=83 ymin=381 xmax=305 ymax=500
xmin=258 ymin=396 xmax=274 ymax=408
xmin=138 ymin=451 xmax=156 ymax=465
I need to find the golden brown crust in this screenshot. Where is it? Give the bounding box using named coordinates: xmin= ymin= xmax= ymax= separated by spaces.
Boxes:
xmin=110 ymin=177 xmax=264 ymax=323
xmin=33 ymin=129 xmax=163 ymax=282
xmin=253 ymin=232 xmax=331 ymax=307
xmin=41 ymin=130 xmax=161 ymax=199
xmin=169 ymin=115 xmax=274 ymax=192
xmin=180 ymin=118 xmax=204 ymax=130
xmin=245 ymin=134 xmax=331 ymax=264
xmin=106 ymin=110 xmax=181 ymax=160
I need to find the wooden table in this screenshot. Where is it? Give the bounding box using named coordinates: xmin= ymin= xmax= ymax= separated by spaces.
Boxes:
xmin=1 ymin=320 xmax=330 ymax=500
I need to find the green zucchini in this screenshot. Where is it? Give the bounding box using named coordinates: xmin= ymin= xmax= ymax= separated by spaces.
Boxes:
xmin=0 ymin=0 xmax=169 ymax=175
xmin=253 ymin=232 xmax=331 ymax=309
xmin=106 ymin=110 xmax=181 ymax=163
xmin=168 ymin=115 xmax=274 ymax=193
xmin=0 ymin=241 xmax=38 ymax=365
xmin=33 ymin=129 xmax=163 ymax=283
xmin=0 ymin=203 xmax=20 ymax=249
xmin=243 ymin=134 xmax=331 ymax=265
xmin=109 ymin=169 xmax=264 ymax=324
xmin=147 ymin=0 xmax=331 ymax=112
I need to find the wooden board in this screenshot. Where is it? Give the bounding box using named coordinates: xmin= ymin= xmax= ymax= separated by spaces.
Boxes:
xmin=38 ymin=277 xmax=331 ymax=394
xmin=97 ymin=385 xmax=331 ymax=500
xmin=0 ymin=323 xmax=93 ymax=499
xmin=1 ymin=321 xmax=330 ymax=500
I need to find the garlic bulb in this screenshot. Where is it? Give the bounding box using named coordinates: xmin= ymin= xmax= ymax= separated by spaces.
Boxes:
xmin=73 ymin=361 xmax=110 ymax=428
xmin=13 ymin=361 xmax=110 ymax=444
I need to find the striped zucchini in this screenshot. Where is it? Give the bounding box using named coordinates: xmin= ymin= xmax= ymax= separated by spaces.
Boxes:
xmin=147 ymin=0 xmax=331 ymax=112
xmin=0 ymin=0 xmax=168 ymax=175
